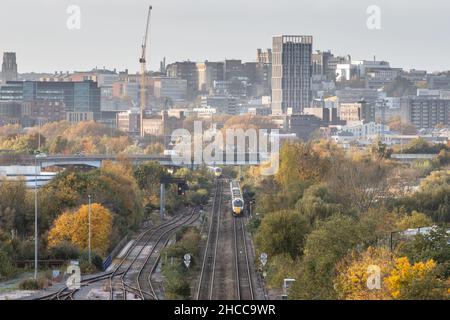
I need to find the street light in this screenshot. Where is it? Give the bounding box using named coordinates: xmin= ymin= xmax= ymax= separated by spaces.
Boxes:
xmin=34 ymin=152 xmax=47 ymax=280
xmin=88 ymin=195 xmax=92 ymax=265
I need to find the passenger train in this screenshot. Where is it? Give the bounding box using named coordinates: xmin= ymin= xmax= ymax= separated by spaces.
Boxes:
xmin=207 ymin=166 xmax=223 ymax=177
xmin=230 ymin=180 xmax=244 ymax=216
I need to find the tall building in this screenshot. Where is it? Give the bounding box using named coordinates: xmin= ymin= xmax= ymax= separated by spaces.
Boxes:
xmin=1 ymin=52 xmax=18 ymax=83
xmin=312 ymin=50 xmax=333 ymax=79
xmin=257 ymin=49 xmax=272 ymax=64
xmin=271 ymin=35 xmax=313 ymax=115
xmin=166 ymin=61 xmax=198 ymax=100
xmin=197 ymin=61 xmax=224 ymax=93
xmin=224 ymin=60 xmax=244 ymax=80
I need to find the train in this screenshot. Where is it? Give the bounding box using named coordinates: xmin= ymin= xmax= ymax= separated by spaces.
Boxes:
xmin=230 ymin=180 xmax=244 ymax=216
xmin=207 ymin=166 xmax=223 ymax=177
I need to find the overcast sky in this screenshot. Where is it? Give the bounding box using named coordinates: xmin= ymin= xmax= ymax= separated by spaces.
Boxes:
xmin=1 ymin=0 xmax=449 ymax=73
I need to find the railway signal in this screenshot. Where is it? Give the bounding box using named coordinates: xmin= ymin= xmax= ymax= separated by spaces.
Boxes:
xmin=177 ymin=182 xmax=187 ymax=196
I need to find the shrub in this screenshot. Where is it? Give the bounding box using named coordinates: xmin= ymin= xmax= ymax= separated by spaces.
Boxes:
xmin=18 ymin=278 xmax=46 ymax=290
xmin=49 ymin=241 xmax=80 ymax=260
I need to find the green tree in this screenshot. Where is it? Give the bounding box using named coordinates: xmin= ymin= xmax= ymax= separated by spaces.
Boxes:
xmin=290 ymin=214 xmax=361 ymax=299
xmin=255 ymin=210 xmax=310 ymax=259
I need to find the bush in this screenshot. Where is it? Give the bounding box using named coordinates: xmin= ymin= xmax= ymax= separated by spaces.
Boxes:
xmin=49 ymin=241 xmax=80 ymax=260
xmin=18 ymin=278 xmax=46 ymax=290
xmin=79 ymin=250 xmax=104 ymax=272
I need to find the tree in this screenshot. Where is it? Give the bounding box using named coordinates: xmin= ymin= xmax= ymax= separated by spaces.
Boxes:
xmin=387 ymin=117 xmax=417 ymax=135
xmin=334 ymin=247 xmax=393 ymax=300
xmin=326 ymin=157 xmax=390 ymax=213
xmin=276 ymin=142 xmax=331 ymax=187
xmin=48 ymin=203 xmax=113 ymax=256
xmin=397 ymin=226 xmax=450 ymax=277
xmin=295 ymin=184 xmax=345 ymax=224
xmin=133 ymin=161 xmax=168 ymax=208
xmin=49 ymin=135 xmax=69 ymax=154
xmin=395 ymin=211 xmax=433 ymax=231
xmin=400 ymin=170 xmax=450 ymax=222
xmin=290 ymin=214 xmax=361 ymax=299
xmin=334 ymin=247 xmax=449 ymax=300
xmin=0 ymin=180 xmax=33 ymax=236
xmin=255 ymin=210 xmax=311 ymax=259
xmin=385 ymin=257 xmax=448 ymax=300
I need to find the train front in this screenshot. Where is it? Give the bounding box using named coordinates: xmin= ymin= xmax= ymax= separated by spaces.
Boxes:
xmin=232 ymin=198 xmax=244 ymax=216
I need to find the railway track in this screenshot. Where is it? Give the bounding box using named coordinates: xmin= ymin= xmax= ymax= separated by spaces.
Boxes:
xmin=196 ymin=179 xmax=223 ymax=300
xmin=196 ymin=178 xmax=255 ymax=300
xmin=109 ymin=209 xmax=199 ymax=300
xmin=139 ymin=209 xmax=200 ymax=300
xmin=233 ymin=217 xmax=254 ymax=300
xmin=37 ymin=209 xmax=199 ymax=300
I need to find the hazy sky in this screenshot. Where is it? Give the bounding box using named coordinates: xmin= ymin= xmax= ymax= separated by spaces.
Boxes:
xmin=1 ymin=0 xmax=449 ymax=73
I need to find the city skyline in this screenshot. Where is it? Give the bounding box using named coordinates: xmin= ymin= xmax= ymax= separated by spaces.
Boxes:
xmin=1 ymin=0 xmax=450 ymax=73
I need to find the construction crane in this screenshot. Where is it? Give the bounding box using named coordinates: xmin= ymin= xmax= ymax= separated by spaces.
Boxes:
xmin=139 ymin=5 xmax=152 ymax=138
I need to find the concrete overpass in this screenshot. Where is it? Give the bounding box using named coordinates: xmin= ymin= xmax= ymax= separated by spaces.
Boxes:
xmin=20 ymin=153 xmax=269 ymax=169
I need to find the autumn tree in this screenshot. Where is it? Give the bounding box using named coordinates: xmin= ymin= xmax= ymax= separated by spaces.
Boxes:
xmin=334 ymin=247 xmax=449 ymax=300
xmin=385 ymin=257 xmax=448 ymax=299
xmin=326 ymin=157 xmax=390 ymax=213
xmin=276 ymin=142 xmax=331 ymax=187
xmin=48 ymin=203 xmax=113 ymax=256
xmin=397 ymin=226 xmax=450 ymax=278
xmin=334 ymin=247 xmax=393 ymax=300
xmin=387 ymin=117 xmax=417 ymax=135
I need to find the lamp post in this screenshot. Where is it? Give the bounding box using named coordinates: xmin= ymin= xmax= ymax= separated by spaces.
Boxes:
xmin=34 ymin=152 xmax=47 ymax=280
xmin=88 ymin=194 xmax=92 ymax=265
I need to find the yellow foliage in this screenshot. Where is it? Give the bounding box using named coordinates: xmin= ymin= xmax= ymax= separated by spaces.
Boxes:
xmin=48 ymin=203 xmax=113 ymax=256
xmin=335 ymin=248 xmax=448 ymax=300
xmin=385 ymin=257 xmax=437 ymax=299
xmin=334 ymin=247 xmax=393 ymax=300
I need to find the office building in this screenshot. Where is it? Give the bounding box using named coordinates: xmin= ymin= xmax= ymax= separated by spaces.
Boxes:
xmin=153 ymin=76 xmax=188 ymax=104
xmin=257 ymin=49 xmax=272 ymax=64
xmin=201 ymin=95 xmax=238 ymax=115
xmin=400 ymin=97 xmax=450 ymax=128
xmin=0 ymin=80 xmax=101 ymax=123
xmin=224 ymin=60 xmax=244 ymax=81
xmin=166 ymin=61 xmax=198 ymax=99
xmin=271 ymin=35 xmax=313 ymax=115
xmin=197 ymin=61 xmax=225 ymax=93
xmin=338 ymin=101 xmax=376 ymax=124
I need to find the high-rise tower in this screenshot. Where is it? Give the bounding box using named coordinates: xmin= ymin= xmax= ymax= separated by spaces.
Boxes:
xmin=271 ymin=36 xmax=312 ymax=115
